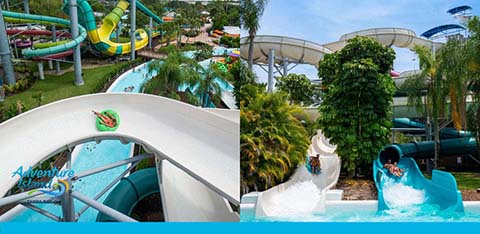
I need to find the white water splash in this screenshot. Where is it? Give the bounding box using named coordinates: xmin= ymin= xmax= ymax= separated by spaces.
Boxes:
xmin=382 ymin=172 xmax=426 ymax=209
xmin=267 ymin=180 xmax=321 ymax=216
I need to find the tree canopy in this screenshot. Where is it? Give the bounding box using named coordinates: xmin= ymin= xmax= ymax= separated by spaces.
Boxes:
xmin=317 ymin=36 xmax=396 ymax=175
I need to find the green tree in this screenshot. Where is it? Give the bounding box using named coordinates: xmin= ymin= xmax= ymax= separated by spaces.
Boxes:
xmin=465 ymin=17 xmax=480 ymax=150
xmin=400 ymin=44 xmax=447 ymax=170
xmin=144 ymin=48 xmax=198 ymax=104
xmin=276 ymin=73 xmax=314 ymax=105
xmin=438 ymin=38 xmax=474 ymax=130
xmin=240 ymin=0 xmax=268 ymax=69
xmin=231 ymin=61 xmax=256 ymax=107
xmin=189 ymin=64 xmax=231 ymax=107
xmin=240 ymin=84 xmax=310 ymax=193
xmin=317 ymin=36 xmax=396 ymax=175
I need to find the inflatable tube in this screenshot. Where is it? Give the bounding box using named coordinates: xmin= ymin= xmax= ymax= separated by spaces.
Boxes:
xmin=216 ymin=62 xmax=228 ymax=73
xmin=96 ymin=168 xmax=160 ymax=222
xmin=95 ymin=109 xmax=120 ymax=132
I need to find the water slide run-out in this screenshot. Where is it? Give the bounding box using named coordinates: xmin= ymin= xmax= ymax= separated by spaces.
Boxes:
xmin=240 ymin=28 xmax=471 ymax=216
xmin=242 ymin=130 xmax=340 ymax=218
xmin=0 ymin=93 xmax=239 ymax=221
xmin=373 ymin=118 xmax=476 ymax=212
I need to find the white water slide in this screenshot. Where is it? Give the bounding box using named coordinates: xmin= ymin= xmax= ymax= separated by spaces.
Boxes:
xmin=0 ymin=93 xmax=239 ymax=221
xmin=243 ymin=130 xmax=341 ymax=217
xmin=240 ymin=28 xmax=443 ymax=67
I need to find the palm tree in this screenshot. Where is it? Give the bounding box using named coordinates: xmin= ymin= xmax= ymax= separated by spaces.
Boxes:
xmin=401 ymin=45 xmax=447 ymax=170
xmin=240 ymin=0 xmax=268 ymax=69
xmin=438 ymin=39 xmax=474 ymax=130
xmin=145 ymin=49 xmax=199 ymax=104
xmin=240 ymin=84 xmax=310 ymax=193
xmin=188 ymin=63 xmax=231 ymax=107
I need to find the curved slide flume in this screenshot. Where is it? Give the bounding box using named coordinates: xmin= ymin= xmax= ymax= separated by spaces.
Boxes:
xmin=373 ymin=141 xmax=472 ymax=212
xmin=0 ymin=93 xmax=240 ymax=206
xmin=240 ymin=28 xmax=443 ymax=67
xmin=69 ymin=0 xmax=162 ymax=56
xmin=243 ymin=130 xmax=340 ymax=218
xmin=2 ymin=11 xmax=87 ymax=58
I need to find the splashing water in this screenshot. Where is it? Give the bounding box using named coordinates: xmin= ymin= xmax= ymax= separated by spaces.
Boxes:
xmin=382 ymin=171 xmax=426 ymax=209
xmin=267 ymin=180 xmax=321 ymax=217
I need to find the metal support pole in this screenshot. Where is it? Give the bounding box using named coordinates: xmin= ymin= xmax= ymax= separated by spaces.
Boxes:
xmin=23 ymin=0 xmax=29 ymax=14
xmin=37 ymin=62 xmax=44 ymax=80
xmin=71 ymin=191 xmax=137 ymax=222
xmin=51 ymin=25 xmax=61 ymax=74
xmin=60 ymin=151 xmax=75 ymax=222
xmin=116 ymin=27 xmax=120 ymax=43
xmin=0 ymin=5 xmax=16 ymax=85
xmin=77 ymin=159 xmax=142 ymax=217
xmin=13 ymin=38 xmax=18 ymax=59
xmin=69 ymin=0 xmax=84 ymax=86
xmin=148 ymin=17 xmax=153 ymax=49
xmin=0 ymin=189 xmax=48 ymax=207
xmin=130 ymin=0 xmax=136 ymax=60
xmin=22 ymin=203 xmax=62 ymax=221
xmin=267 ymin=49 xmax=275 ymax=92
xmin=283 ymin=57 xmax=288 ymax=77
xmin=48 ymin=60 xmax=53 ymax=70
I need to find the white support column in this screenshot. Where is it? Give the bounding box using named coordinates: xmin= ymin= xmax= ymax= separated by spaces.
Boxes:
xmin=267 ymin=49 xmax=275 ymax=92
xmin=130 ymin=0 xmax=136 ymax=60
xmin=37 ymin=62 xmax=44 ymax=80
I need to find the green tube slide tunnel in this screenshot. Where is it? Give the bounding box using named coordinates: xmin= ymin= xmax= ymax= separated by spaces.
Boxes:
xmin=3 ymin=11 xmax=87 ymax=58
xmin=96 ymin=167 xmax=161 ymax=222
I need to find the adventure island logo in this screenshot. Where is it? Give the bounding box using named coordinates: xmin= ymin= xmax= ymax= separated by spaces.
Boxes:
xmin=12 ymin=166 xmax=75 ymax=197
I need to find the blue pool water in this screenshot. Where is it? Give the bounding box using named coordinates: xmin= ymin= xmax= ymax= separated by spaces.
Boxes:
xmin=182 ymin=46 xmax=238 ymax=59
xmin=12 ymin=62 xmax=156 ymax=222
xmin=241 ymin=203 xmax=480 ymax=222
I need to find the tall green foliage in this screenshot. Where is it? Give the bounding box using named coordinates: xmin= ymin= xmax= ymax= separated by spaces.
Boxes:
xmin=240 ymin=0 xmax=268 ymax=69
xmin=231 ymin=61 xmax=256 ymax=107
xmin=400 ymin=45 xmax=447 ymax=169
xmin=317 ymin=36 xmax=396 ymax=175
xmin=466 ymin=17 xmax=480 ymax=148
xmin=190 ymin=63 xmax=231 ymax=107
xmin=240 ymin=84 xmax=310 ymax=193
xmin=276 ymin=73 xmax=314 ymax=105
xmin=144 ymin=48 xmax=199 ymax=104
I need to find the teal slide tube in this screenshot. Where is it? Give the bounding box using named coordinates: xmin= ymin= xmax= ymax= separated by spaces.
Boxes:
xmin=129 ymin=0 xmax=164 ymax=24
xmin=96 ymin=167 xmax=160 ymax=222
xmin=3 ymin=11 xmax=87 ymax=58
xmin=393 ymin=118 xmax=472 ymax=139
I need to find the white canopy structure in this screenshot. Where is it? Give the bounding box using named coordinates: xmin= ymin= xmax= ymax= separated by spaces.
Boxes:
xmin=240 ymin=27 xmax=444 ymax=91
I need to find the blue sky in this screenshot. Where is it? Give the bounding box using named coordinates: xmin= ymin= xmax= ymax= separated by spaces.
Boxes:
xmin=247 ymin=0 xmax=480 ymax=82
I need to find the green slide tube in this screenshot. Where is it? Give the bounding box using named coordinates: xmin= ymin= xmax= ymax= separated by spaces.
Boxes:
xmin=2 ymin=11 xmax=87 ymax=58
xmin=96 ymin=167 xmax=160 ymax=222
xmin=129 ymin=0 xmax=164 ymax=24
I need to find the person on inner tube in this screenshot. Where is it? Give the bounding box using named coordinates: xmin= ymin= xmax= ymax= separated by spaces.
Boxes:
xmin=92 ymin=111 xmax=117 ymax=128
xmin=384 ymin=160 xmax=404 ymax=177
xmin=309 ymin=154 xmax=321 ymax=175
